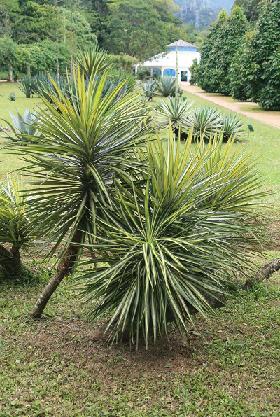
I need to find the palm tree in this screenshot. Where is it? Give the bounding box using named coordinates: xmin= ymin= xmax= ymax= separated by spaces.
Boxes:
xmin=81 ymin=136 xmax=263 ymax=348
xmin=9 ymin=62 xmax=149 ymax=318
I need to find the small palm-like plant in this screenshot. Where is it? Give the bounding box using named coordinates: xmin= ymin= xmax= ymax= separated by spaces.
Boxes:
xmin=0 ymin=177 xmax=31 ymax=279
xmin=8 ymin=56 xmax=149 ymax=317
xmin=157 ymin=77 xmax=177 ymax=97
xmin=76 ymin=45 xmax=110 ymax=79
xmin=185 ymin=107 xmax=222 ymax=141
xmin=81 ymin=136 xmax=263 ymax=348
xmin=156 ymin=96 xmax=191 ymax=137
xmin=222 ymin=114 xmax=244 ymax=142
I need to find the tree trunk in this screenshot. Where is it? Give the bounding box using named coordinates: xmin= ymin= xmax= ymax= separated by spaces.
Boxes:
xmin=31 ymin=230 xmax=83 ymax=319
xmin=26 ymin=64 xmax=31 ymax=78
xmin=244 ymin=258 xmax=280 ymax=289
xmin=8 ymin=65 xmax=14 ymax=82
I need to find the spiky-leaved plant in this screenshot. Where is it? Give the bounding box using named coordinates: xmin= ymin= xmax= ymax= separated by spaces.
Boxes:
xmin=157 ymin=77 xmax=177 ymax=97
xmin=8 ymin=52 xmax=149 ymax=317
xmin=81 ymin=135 xmax=263 ymax=348
xmin=185 ymin=107 xmax=222 ymax=141
xmin=222 ymin=114 xmax=244 ymax=141
xmin=76 ymin=45 xmax=110 ymax=79
xmin=156 ymin=96 xmax=191 ymax=137
xmin=0 ymin=177 xmax=31 ymax=278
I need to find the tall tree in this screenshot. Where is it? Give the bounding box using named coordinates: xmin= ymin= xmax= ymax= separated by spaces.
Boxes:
xmin=234 ymin=0 xmax=266 ymax=22
xmin=230 ymin=0 xmax=280 ymax=109
xmin=13 ymin=1 xmax=61 ymax=43
xmin=197 ymin=6 xmax=248 ymax=95
xmin=0 ymin=0 xmax=20 ymax=37
xmin=248 ymin=0 xmax=280 ymax=109
xmin=0 ymin=36 xmax=17 ymax=81
xmin=196 ymin=10 xmax=228 ymax=93
xmin=101 ymin=0 xmax=188 ymax=59
xmin=229 ymin=30 xmax=256 ymax=100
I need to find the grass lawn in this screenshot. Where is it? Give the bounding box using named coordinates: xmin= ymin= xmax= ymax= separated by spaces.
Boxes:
xmin=0 ymin=83 xmax=39 ymax=177
xmin=181 ymin=91 xmax=280 ymax=207
xmin=0 ymin=83 xmax=279 ymax=417
xmin=0 ymin=82 xmax=39 ymax=121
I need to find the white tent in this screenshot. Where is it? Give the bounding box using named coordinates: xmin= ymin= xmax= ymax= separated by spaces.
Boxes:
xmin=135 ymin=40 xmax=200 ymax=82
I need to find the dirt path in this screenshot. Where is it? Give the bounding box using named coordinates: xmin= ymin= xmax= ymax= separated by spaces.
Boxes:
xmin=181 ymin=84 xmax=280 ymax=129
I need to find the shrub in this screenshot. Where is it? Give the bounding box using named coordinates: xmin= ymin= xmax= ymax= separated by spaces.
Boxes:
xmin=136 ymin=67 xmax=151 ymax=81
xmin=109 ymin=54 xmax=138 ymax=72
xmin=104 ymin=68 xmax=136 ymax=96
xmin=34 ymin=73 xmax=73 ymax=101
xmin=81 ymin=136 xmax=263 ymax=348
xmin=190 ymin=59 xmax=199 ymax=86
xmin=8 ymin=92 xmax=16 ymax=101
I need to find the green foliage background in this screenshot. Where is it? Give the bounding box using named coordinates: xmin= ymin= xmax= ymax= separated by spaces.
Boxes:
xmin=195 ymin=1 xmax=280 ymax=110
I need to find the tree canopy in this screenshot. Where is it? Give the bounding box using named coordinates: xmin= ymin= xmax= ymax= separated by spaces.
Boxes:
xmin=0 ymin=0 xmax=199 ymax=79
xmin=197 ymin=7 xmax=248 ymax=95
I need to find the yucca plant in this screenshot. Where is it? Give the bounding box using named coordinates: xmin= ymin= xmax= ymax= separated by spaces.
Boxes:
xmin=157 ymin=77 xmax=177 ymax=97
xmin=142 ymin=80 xmax=157 ymax=101
xmin=0 ymin=177 xmax=31 ymax=279
xmin=222 ymin=114 xmax=244 ymax=142
xmin=185 ymin=107 xmax=223 ymax=141
xmin=8 ymin=54 xmax=149 ymax=317
xmin=81 ymin=135 xmax=263 ymax=348
xmin=76 ymin=45 xmax=110 ymax=79
xmin=156 ymin=96 xmax=191 ymax=138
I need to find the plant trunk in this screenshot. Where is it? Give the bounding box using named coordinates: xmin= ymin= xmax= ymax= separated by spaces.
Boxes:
xmin=10 ymin=245 xmax=22 ymax=278
xmin=0 ymin=244 xmax=22 ymax=278
xmin=31 ymin=230 xmax=83 ymax=319
xmin=244 ymin=258 xmax=280 ymax=289
xmin=8 ymin=65 xmax=14 ymax=82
